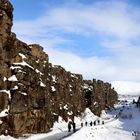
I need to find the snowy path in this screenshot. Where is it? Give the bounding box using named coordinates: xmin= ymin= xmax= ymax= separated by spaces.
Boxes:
xmin=38 ymin=131 xmax=72 ymax=140
xmin=37 ymin=115 xmax=117 ymax=140
xmin=38 ymin=129 xmax=80 ymax=140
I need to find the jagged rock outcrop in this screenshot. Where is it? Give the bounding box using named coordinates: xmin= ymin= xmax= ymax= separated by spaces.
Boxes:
xmin=84 ymin=80 xmax=118 ymax=116
xmin=0 ymin=1 xmax=118 ymax=137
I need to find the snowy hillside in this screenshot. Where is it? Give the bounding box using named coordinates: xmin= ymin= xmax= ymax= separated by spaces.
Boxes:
xmin=112 ymin=81 xmax=140 ymax=95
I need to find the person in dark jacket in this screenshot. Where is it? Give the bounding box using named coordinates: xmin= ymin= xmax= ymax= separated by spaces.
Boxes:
xmin=93 ymin=120 xmax=96 ymax=126
xmin=102 ymin=121 xmax=104 ymax=125
xmin=68 ymin=122 xmax=71 ymax=132
xmin=81 ymin=122 xmax=83 ymax=127
xmin=72 ymin=122 xmax=76 ymax=132
xmin=97 ymin=119 xmax=100 ymax=124
xmin=85 ymin=121 xmax=88 ymax=126
xmin=90 ymin=121 xmax=92 ymax=126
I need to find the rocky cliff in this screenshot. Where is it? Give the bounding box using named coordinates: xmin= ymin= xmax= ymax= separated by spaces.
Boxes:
xmin=0 ymin=1 xmax=118 ymax=137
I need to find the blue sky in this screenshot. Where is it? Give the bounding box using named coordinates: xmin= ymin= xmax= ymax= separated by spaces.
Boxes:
xmin=10 ymin=0 xmax=140 ymax=82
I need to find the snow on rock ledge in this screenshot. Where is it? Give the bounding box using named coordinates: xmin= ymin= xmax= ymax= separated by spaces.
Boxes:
xmin=0 ymin=107 xmax=9 ymax=117
xmin=8 ymin=75 xmax=18 ymax=82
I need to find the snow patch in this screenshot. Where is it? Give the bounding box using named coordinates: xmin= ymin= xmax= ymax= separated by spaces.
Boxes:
xmin=8 ymin=75 xmax=18 ymax=82
xmin=52 ymin=116 xmax=68 ymax=132
xmin=12 ymin=85 xmax=18 ymax=90
xmin=0 ymin=120 xmax=3 ymax=124
xmin=71 ymin=74 xmax=76 ymax=78
xmin=52 ymin=75 xmax=56 ymax=82
xmin=10 ymin=66 xmax=22 ymax=70
xmin=63 ymin=104 xmax=68 ymax=110
xmin=94 ymin=101 xmax=97 ymax=105
xmin=53 ymin=113 xmax=58 ymax=115
xmin=19 ymin=53 xmax=27 ymax=59
xmin=35 ymin=69 xmax=44 ymax=75
xmin=17 ymin=70 xmax=26 ymax=73
xmin=67 ymin=111 xmax=73 ymax=115
xmin=18 ymin=83 xmax=24 ymax=86
xmin=36 ymin=59 xmax=39 ymax=63
xmin=69 ymin=84 xmax=72 ymax=88
xmin=81 ymin=108 xmax=99 ymax=122
xmin=51 ymin=86 xmax=56 ymax=92
xmin=43 ymin=61 xmax=47 ymax=67
xmin=69 ymin=89 xmax=72 ymax=92
xmin=0 ymin=90 xmax=11 ymax=99
xmin=0 ymin=135 xmax=16 ymax=140
xmin=3 ymin=77 xmax=7 ymax=82
xmin=13 ymin=61 xmax=34 ymax=69
xmin=28 ymin=45 xmax=32 ymax=49
xmin=19 ymin=92 xmax=27 ymax=96
xmin=0 ymin=106 xmax=9 ymax=117
xmin=40 ymin=81 xmax=46 ymax=87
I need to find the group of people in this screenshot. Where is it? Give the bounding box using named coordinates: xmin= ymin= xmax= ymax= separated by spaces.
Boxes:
xmin=132 ymin=130 xmax=137 ymax=136
xmin=68 ymin=121 xmax=76 ymax=132
xmin=81 ymin=120 xmax=104 ymax=127
xmin=68 ymin=120 xmax=105 ymax=132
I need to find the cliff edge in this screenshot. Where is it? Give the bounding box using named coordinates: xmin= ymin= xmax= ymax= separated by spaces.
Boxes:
xmin=0 ymin=0 xmax=118 ymax=137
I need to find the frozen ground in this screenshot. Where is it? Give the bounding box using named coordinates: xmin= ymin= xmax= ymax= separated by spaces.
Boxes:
xmin=0 ymin=94 xmax=140 ymax=140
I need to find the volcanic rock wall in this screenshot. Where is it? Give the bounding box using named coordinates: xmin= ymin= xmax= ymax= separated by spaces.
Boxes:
xmin=0 ymin=1 xmax=118 ymax=137
xmin=84 ymin=80 xmax=118 ymax=116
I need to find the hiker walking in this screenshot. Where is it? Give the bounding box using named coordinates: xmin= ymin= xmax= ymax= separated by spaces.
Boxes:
xmin=72 ymin=122 xmax=76 ymax=132
xmin=132 ymin=130 xmax=137 ymax=136
xmin=81 ymin=122 xmax=83 ymax=127
xmin=133 ymin=131 xmax=137 ymax=136
xmin=132 ymin=131 xmax=134 ymax=136
xmin=102 ymin=121 xmax=104 ymax=125
xmin=93 ymin=121 xmax=96 ymax=126
xmin=97 ymin=119 xmax=100 ymax=125
xmin=85 ymin=121 xmax=88 ymax=126
xmin=68 ymin=122 xmax=71 ymax=132
xmin=90 ymin=121 xmax=92 ymax=126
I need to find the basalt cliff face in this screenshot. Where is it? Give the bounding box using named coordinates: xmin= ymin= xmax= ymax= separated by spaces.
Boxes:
xmin=0 ymin=1 xmax=118 ymax=137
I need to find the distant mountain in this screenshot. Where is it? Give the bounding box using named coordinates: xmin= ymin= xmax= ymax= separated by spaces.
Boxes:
xmin=112 ymin=81 xmax=140 ymax=95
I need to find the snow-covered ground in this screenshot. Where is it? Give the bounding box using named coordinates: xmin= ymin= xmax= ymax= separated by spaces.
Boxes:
xmin=1 ymin=94 xmax=140 ymax=140
xmin=62 ymin=95 xmax=140 ymax=140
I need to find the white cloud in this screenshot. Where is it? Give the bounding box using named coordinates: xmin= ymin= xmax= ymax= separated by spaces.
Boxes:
xmin=12 ymin=0 xmax=140 ymax=82
xmin=13 ymin=1 xmax=140 ymax=39
xmin=112 ymin=81 xmax=140 ymax=95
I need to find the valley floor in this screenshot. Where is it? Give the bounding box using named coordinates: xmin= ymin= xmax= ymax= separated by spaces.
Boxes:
xmin=0 ymin=95 xmax=140 ymax=140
